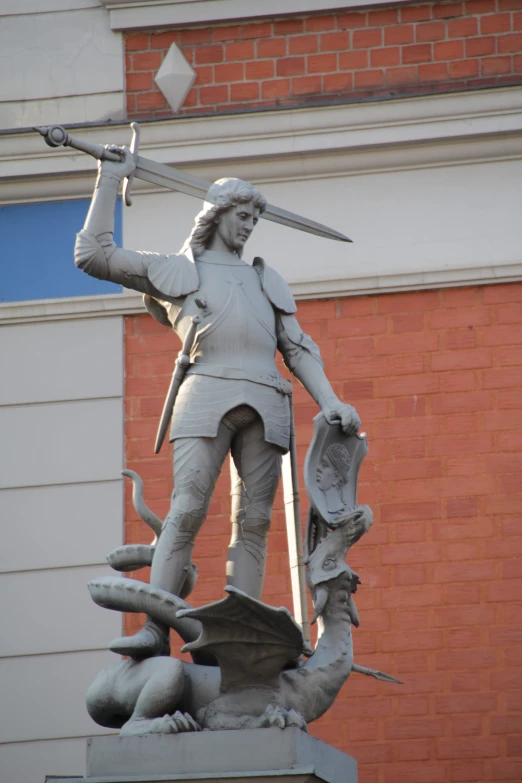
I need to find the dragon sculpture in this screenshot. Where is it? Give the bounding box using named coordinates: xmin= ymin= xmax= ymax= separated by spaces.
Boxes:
xmin=86 ymin=420 xmax=399 ymax=735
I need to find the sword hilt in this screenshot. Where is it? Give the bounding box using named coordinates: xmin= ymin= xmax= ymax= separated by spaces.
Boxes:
xmin=34 ymin=125 xmax=123 ymax=162
xmin=123 ymin=122 xmax=140 ymax=207
xmin=180 ymin=315 xmax=200 ymax=360
xmin=35 ymin=122 xmax=141 ymax=207
xmin=153 ymin=315 xmax=201 ymax=455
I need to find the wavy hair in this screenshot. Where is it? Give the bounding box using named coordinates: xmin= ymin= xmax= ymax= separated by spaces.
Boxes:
xmin=180 ymin=177 xmax=267 ymax=258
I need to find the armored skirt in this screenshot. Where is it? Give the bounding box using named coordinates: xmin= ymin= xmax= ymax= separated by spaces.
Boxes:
xmin=170 ymin=371 xmax=291 ymax=452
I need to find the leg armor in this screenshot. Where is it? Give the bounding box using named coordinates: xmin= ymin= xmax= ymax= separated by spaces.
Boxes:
xmin=110 ymin=429 xmax=232 ymax=658
xmin=227 ymin=414 xmax=282 ymax=599
xmin=154 ymin=431 xmax=234 ymax=594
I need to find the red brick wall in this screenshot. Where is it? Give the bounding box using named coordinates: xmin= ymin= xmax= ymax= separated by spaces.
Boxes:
xmin=125 ymin=281 xmax=522 ymax=783
xmin=125 ymin=1 xmax=522 ymax=118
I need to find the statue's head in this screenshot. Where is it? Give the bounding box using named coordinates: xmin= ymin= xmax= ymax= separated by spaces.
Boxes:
xmin=181 ymin=177 xmax=267 ymax=258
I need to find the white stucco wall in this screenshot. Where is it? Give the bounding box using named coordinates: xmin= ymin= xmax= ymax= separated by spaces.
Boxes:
xmin=118 ymin=87 xmax=522 ymax=299
xmin=0 ymin=317 xmax=123 ymax=781
xmin=0 ymin=0 xmax=124 ymax=130
xmin=123 ymin=157 xmax=522 ymax=299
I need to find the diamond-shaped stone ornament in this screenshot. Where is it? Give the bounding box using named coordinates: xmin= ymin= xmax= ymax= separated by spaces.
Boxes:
xmin=155 ymin=43 xmax=196 ymax=113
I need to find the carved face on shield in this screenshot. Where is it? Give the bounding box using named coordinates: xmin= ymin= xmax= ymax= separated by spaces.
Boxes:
xmin=316 ymin=443 xmax=351 ymax=515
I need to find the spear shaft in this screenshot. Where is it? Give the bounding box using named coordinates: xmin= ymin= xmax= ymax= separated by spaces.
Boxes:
xmin=352 ymin=663 xmax=403 ymax=684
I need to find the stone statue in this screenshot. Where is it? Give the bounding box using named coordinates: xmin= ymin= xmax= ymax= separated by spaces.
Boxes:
xmin=85 ymin=415 xmax=399 ymax=735
xmin=74 ymin=143 xmax=361 ymax=659
xmin=34 ymin=123 xmax=401 ymax=743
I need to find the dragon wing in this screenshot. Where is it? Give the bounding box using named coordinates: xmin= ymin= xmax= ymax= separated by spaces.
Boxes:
xmin=178 ymin=587 xmax=307 ymax=692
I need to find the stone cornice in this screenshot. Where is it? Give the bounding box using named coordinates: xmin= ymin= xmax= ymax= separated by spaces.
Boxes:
xmin=2 ymin=258 xmax=521 ymax=326
xmin=98 ymin=0 xmax=416 ymax=32
xmin=2 ymin=86 xmax=522 ymax=205
xmin=0 ymin=293 xmax=143 ymax=326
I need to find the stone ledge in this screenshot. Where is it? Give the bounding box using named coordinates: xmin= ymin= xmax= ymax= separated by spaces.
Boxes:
xmin=45 ymin=729 xmax=356 ymax=783
xmin=3 ymin=257 xmax=522 ymax=326
xmin=99 ymin=0 xmax=411 ymax=32
xmin=4 ymin=87 xmax=522 ymax=199
xmin=47 ymin=772 xmax=334 ymax=783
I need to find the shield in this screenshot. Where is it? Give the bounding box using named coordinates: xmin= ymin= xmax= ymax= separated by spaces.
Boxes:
xmin=304 ymin=413 xmax=368 ymax=529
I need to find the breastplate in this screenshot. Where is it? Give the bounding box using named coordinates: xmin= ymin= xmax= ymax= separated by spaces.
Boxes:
xmin=175 ymin=253 xmax=278 ymax=377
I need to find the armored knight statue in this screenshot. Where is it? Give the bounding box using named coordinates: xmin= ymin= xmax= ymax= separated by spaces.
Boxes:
xmin=74 ymin=145 xmax=361 ymax=660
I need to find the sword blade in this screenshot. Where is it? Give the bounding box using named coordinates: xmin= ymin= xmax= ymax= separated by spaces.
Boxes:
xmin=135 ymin=156 xmax=351 ymax=243
xmin=264 ymin=203 xmax=352 ymax=243
xmin=136 ymin=156 xmax=210 ymax=201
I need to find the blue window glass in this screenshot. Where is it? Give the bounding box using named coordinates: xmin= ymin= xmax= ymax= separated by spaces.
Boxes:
xmin=0 ymin=198 xmax=123 ymax=302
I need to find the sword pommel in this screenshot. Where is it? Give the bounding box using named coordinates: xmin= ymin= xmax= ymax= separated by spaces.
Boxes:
xmin=35 ymin=125 xmax=69 ymax=148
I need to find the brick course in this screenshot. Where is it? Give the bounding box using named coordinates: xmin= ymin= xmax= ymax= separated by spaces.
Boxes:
xmin=124 ymin=281 xmax=522 ymax=782
xmin=125 ymin=1 xmax=522 ymax=117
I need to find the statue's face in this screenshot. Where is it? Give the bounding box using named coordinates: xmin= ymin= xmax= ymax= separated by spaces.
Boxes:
xmin=216 ymin=201 xmax=260 ymax=252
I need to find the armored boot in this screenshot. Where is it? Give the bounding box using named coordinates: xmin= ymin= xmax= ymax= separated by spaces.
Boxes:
xmin=226 ymin=520 xmax=268 ymax=600
xmin=110 ymin=509 xmax=199 ymax=658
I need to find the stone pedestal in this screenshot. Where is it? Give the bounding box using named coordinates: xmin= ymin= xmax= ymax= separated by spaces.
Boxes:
xmin=45 ymin=728 xmax=357 ymax=783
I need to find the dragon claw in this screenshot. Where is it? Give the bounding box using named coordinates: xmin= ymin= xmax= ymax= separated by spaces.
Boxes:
xmin=120 ymin=711 xmax=201 ymax=736
xmin=286 ymin=709 xmax=308 ymax=731
xmin=254 ymin=704 xmax=307 ymax=731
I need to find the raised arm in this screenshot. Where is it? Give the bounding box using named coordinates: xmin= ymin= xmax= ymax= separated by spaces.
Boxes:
xmin=74 ymin=146 xmax=166 ymax=295
xmin=277 ymin=313 xmax=361 ymax=435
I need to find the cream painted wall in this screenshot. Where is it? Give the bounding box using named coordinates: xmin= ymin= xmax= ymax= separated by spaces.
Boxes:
xmin=0 ymin=1 xmax=124 ymax=130
xmin=123 ymin=157 xmax=522 ymax=298
xmin=2 ymin=87 xmax=521 ymax=298
xmin=0 ymin=317 xmax=123 ymax=781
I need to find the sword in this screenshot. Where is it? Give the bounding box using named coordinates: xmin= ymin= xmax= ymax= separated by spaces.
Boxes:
xmin=154 ymin=315 xmax=200 ymax=454
xmin=35 ymin=123 xmax=352 ymax=243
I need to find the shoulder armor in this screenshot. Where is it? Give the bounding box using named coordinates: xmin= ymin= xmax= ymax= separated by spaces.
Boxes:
xmin=253 ymin=257 xmax=296 ymax=315
xmin=74 ymin=230 xmax=109 ymax=279
xmin=147 ymin=253 xmax=199 ymax=299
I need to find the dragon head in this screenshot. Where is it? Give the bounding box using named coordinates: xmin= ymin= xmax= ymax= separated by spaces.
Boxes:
xmin=304 ymin=504 xmax=372 ymax=626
